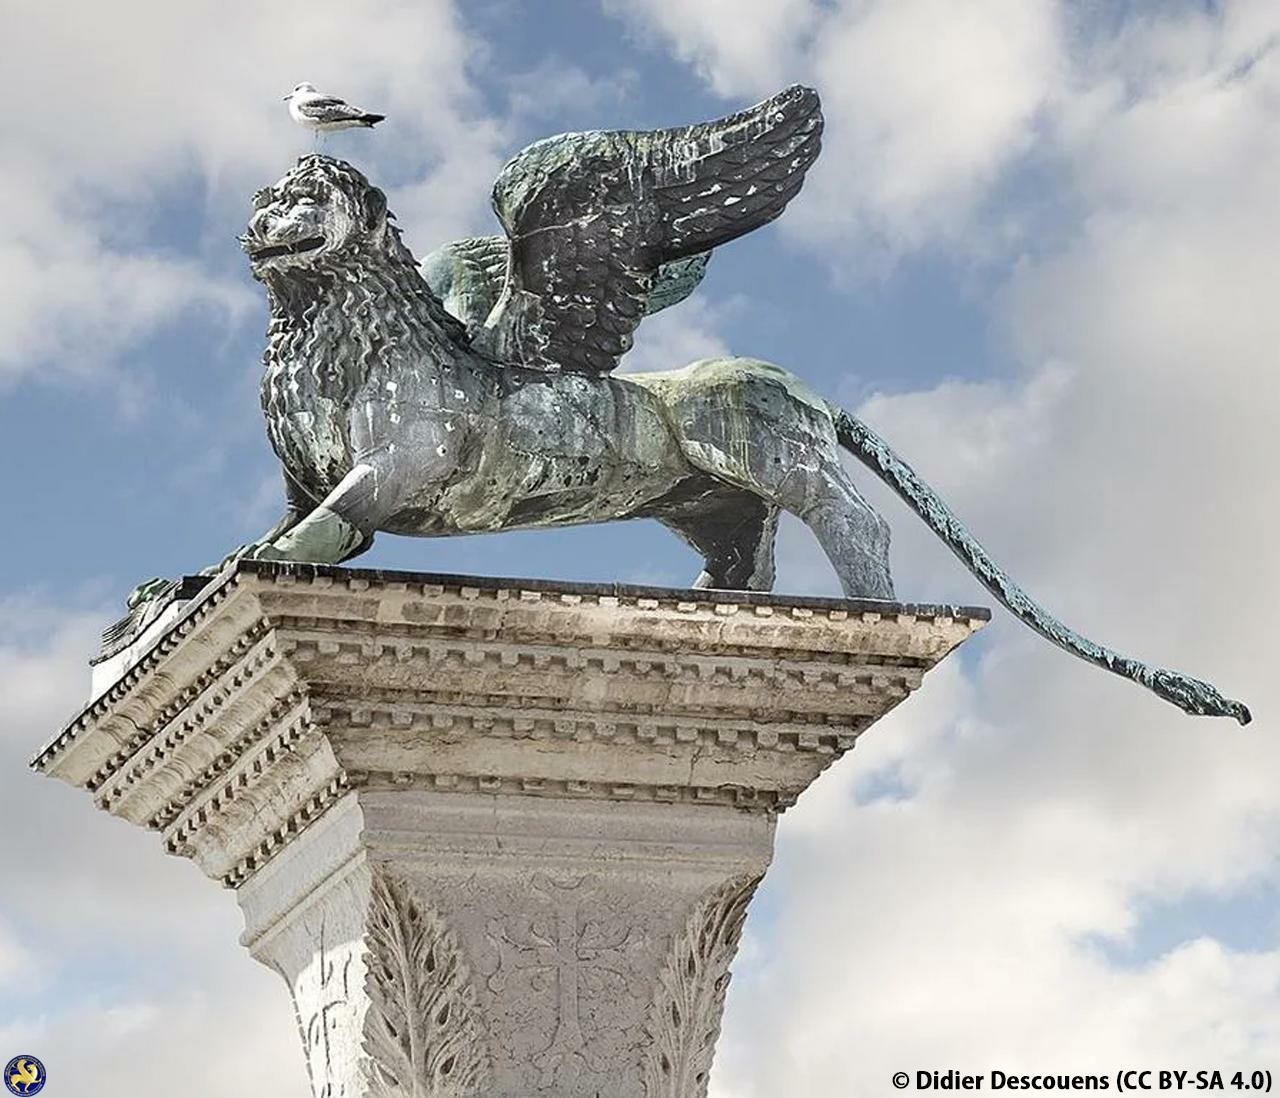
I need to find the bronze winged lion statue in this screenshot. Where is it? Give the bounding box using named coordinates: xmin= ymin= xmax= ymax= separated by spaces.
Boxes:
xmin=129 ymin=85 xmax=1247 ymax=723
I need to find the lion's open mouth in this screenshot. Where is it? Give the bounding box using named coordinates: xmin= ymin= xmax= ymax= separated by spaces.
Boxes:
xmin=249 ymin=236 xmax=326 ymax=261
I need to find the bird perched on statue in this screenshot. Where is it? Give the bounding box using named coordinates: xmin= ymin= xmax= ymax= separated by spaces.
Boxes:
xmin=284 ymin=83 xmax=384 ymax=142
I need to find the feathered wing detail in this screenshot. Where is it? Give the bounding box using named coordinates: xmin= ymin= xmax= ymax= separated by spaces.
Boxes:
xmin=644 ymin=252 xmax=711 ymax=316
xmin=422 ymin=238 xmax=713 ymax=333
xmin=420 ymin=236 xmax=510 ymax=331
xmin=481 ymin=84 xmax=822 ymax=373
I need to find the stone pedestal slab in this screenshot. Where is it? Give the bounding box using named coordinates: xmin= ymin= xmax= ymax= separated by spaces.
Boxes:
xmin=33 ymin=562 xmax=986 ymax=1097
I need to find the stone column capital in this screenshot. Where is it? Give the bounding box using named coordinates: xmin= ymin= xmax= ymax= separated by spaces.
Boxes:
xmin=34 ymin=562 xmax=985 ymax=1096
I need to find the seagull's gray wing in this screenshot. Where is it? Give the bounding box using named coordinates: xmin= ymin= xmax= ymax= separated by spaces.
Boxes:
xmin=422 ymin=236 xmax=712 ymax=332
xmin=480 ymin=84 xmax=822 ymax=374
xmin=298 ymin=97 xmax=365 ymax=122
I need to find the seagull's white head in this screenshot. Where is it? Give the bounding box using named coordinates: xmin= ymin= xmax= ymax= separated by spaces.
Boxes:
xmin=283 ymin=82 xmax=317 ymax=101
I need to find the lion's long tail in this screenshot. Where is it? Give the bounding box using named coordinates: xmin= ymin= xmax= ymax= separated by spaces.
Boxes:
xmin=832 ymin=407 xmax=1251 ymax=724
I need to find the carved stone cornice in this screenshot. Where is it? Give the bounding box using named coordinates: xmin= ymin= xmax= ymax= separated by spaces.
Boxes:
xmin=34 ymin=562 xmax=985 ymax=892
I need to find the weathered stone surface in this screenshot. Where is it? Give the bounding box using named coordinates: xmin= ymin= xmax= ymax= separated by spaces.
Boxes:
xmin=34 ymin=561 xmax=986 ymax=1096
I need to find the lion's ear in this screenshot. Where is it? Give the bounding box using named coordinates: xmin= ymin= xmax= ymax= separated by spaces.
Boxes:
xmin=364 ymin=187 xmax=388 ymax=231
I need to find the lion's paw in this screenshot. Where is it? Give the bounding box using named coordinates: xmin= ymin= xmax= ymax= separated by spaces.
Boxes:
xmin=127 ymin=577 xmax=178 ymax=610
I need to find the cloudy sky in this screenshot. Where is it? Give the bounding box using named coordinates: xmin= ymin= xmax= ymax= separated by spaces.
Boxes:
xmin=1 ymin=0 xmax=1277 ymax=1094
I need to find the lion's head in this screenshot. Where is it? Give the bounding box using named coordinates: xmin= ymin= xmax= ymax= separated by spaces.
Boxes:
xmin=241 ymin=156 xmax=391 ymax=277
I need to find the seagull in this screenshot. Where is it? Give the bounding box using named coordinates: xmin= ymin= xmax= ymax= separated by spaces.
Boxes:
xmin=284 ymin=83 xmax=385 ymax=145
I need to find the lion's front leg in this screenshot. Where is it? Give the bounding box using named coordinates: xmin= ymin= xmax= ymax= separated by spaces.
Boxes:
xmin=126 ymin=471 xmax=315 ymax=611
xmin=249 ymin=464 xmax=379 ymax=565
xmin=222 ymin=468 xmax=316 ymax=564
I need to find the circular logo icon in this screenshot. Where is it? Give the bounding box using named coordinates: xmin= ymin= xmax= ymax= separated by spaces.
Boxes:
xmin=4 ymin=1056 xmax=45 ymax=1096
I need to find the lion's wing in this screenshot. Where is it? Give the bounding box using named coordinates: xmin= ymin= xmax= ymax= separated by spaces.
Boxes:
xmin=480 ymin=84 xmax=822 ymax=374
xmin=420 ymin=236 xmax=509 ymax=331
xmin=421 ymin=238 xmax=713 ymax=333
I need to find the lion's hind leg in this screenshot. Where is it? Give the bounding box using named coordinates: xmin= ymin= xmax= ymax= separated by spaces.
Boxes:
xmin=655 ymin=358 xmax=894 ymax=600
xmin=653 ymin=489 xmax=779 ymax=591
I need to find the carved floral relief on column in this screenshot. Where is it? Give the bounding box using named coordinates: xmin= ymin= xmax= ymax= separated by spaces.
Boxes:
xmin=483 ymin=872 xmax=649 ymax=1095
xmin=361 ymin=868 xmax=494 ymax=1097
xmin=643 ymin=874 xmax=763 ymax=1098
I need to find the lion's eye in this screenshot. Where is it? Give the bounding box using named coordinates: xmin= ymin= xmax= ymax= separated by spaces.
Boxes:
xmin=252 ymin=189 xmax=273 ymax=210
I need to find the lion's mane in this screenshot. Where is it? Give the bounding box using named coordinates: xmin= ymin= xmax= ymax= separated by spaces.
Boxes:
xmin=256 ymin=156 xmax=470 ymax=489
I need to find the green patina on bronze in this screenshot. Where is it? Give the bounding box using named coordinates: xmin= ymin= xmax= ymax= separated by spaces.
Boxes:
xmin=126 ymin=85 xmax=1247 ymax=723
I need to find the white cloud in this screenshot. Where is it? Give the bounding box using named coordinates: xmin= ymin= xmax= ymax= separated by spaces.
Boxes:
xmin=702 ymin=3 xmax=1280 ymax=1094
xmin=0 ymin=185 xmax=254 ymax=383
xmin=711 ymin=655 xmax=1280 ymax=1094
xmin=0 ymin=0 xmax=503 ymax=384
xmin=608 ymin=0 xmax=1062 ymax=265
xmin=603 ymin=0 xmax=817 ymax=96
xmin=0 ymin=922 xmax=35 ymax=988
xmin=800 ymin=0 xmax=1062 ymax=257
xmin=0 ymin=596 xmax=309 ymax=1095
xmin=0 ymin=983 xmax=305 ymax=1098
xmin=504 ymin=59 xmax=639 ymax=123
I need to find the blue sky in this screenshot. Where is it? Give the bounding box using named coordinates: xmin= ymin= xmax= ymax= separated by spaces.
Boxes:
xmin=1 ymin=1 xmax=1277 ymax=1095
